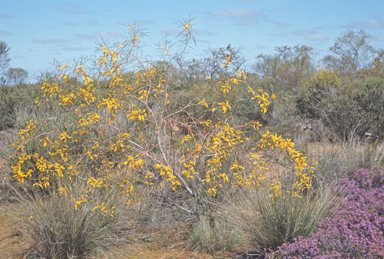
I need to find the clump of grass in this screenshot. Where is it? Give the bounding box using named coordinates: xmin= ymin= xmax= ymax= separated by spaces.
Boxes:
xmin=228 ymin=174 xmax=335 ymax=256
xmin=0 ymin=128 xmax=16 ymax=202
xmin=12 ymin=182 xmax=132 ymax=259
xmin=188 ymin=214 xmax=242 ymax=254
xmin=309 ymin=137 xmax=384 ymax=190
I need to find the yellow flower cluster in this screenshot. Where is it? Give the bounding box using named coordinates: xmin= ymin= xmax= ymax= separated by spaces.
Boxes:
xmin=218 ymin=70 xmax=247 ymax=93
xmin=93 ymin=202 xmax=115 ymax=216
xmin=181 ymin=159 xmax=197 ymax=179
xmin=98 ymin=44 xmax=124 ymax=87
xmin=203 ymin=124 xmax=244 ymax=194
xmin=221 ymin=54 xmax=231 ymax=69
xmin=181 ymin=22 xmax=193 ymax=34
xmin=248 ymin=88 xmax=276 ymax=113
xmin=257 ymin=131 xmax=315 ymax=197
xmin=155 ymin=164 xmax=181 ymax=190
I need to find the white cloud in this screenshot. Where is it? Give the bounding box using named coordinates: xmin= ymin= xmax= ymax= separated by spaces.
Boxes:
xmin=294 ymin=29 xmax=327 ymax=41
xmin=194 ymin=29 xmax=219 ymax=36
xmin=362 ymin=20 xmax=384 ymax=29
xmin=55 ymin=3 xmax=88 ymax=15
xmin=85 ymin=20 xmax=102 ymax=26
xmin=274 ymin=7 xmax=288 ymax=12
xmin=62 ymin=47 xmax=89 ymax=51
xmin=210 ymin=8 xmax=263 ymax=26
xmin=211 ymin=8 xmax=257 ymax=17
xmin=372 ymin=34 xmax=384 ymax=41
xmin=162 ymin=29 xmax=179 ymax=36
xmin=265 ymin=18 xmax=292 ymax=29
xmin=294 ymin=29 xmax=314 ymax=36
xmin=135 ymin=19 xmax=155 ymax=26
xmin=14 ymin=55 xmax=26 ymax=59
xmin=341 ymin=19 xmax=384 ymax=30
xmin=237 ymin=18 xmax=259 ymax=26
xmin=99 ymin=31 xmax=123 ymax=39
xmin=253 ymin=44 xmax=268 ymax=50
xmin=0 ymin=29 xmax=14 ymax=36
xmin=32 ymin=38 xmax=70 ymax=44
xmin=307 ymin=34 xmax=327 ymax=41
xmin=0 ymin=13 xmax=13 ymax=18
xmin=61 ymin=21 xmax=77 ymax=26
xmin=74 ymin=32 xmax=123 ymax=40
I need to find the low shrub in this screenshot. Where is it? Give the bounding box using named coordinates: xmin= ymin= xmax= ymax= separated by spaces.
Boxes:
xmin=267 ymin=167 xmax=384 ymax=258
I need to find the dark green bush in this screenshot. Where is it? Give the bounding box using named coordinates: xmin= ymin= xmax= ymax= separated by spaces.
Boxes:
xmin=345 ymin=77 xmax=384 ymax=139
xmin=297 ymin=73 xmax=384 ymax=140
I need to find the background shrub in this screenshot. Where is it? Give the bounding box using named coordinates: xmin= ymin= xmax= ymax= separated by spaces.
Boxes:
xmin=297 ymin=75 xmax=384 ymax=141
xmin=0 ymin=84 xmax=41 ymax=130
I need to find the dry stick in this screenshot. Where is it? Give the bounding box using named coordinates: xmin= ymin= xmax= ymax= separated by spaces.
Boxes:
xmin=162 ymin=71 xmax=197 ymax=197
xmin=115 ymin=53 xmax=197 ymax=198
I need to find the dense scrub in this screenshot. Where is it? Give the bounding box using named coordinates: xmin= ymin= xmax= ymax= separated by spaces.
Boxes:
xmin=1 ymin=24 xmax=384 ymax=258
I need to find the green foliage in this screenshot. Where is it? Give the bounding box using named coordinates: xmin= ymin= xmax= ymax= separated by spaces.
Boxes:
xmin=342 ymin=78 xmax=384 ymax=138
xmin=296 ymin=69 xmax=341 ymax=120
xmin=253 ymin=45 xmax=314 ymax=93
xmin=4 ymin=67 xmax=28 ymax=85
xmin=371 ymin=49 xmax=384 ymax=78
xmin=0 ymin=84 xmax=41 ymax=130
xmin=298 ymin=75 xmax=384 ymax=140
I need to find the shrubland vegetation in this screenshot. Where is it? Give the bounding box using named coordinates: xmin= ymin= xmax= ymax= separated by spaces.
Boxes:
xmin=1 ymin=21 xmax=384 ymax=258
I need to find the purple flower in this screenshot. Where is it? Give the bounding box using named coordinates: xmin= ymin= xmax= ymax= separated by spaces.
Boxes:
xmin=266 ymin=167 xmax=384 ymax=258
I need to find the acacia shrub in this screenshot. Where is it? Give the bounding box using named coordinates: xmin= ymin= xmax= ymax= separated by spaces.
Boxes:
xmin=2 ymin=21 xmax=314 ymax=226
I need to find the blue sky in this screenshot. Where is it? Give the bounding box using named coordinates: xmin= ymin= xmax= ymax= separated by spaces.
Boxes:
xmin=1 ymin=0 xmax=383 ymax=82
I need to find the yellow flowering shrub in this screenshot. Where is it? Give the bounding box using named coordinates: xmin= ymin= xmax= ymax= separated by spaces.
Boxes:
xmin=3 ymin=20 xmax=314 ymax=215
